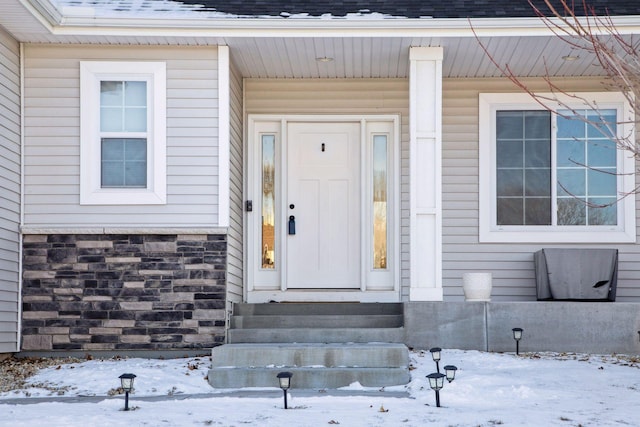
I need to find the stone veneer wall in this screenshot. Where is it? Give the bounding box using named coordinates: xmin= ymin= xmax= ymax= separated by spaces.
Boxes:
xmin=21 ymin=234 xmax=227 ymax=352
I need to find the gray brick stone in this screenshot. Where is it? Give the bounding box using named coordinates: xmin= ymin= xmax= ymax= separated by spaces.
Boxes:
xmin=23 ymin=235 xmax=48 ymax=243
xmin=22 ymin=335 xmax=52 ymax=350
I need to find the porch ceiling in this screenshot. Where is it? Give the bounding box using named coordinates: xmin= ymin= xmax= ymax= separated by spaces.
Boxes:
xmin=0 ymin=0 xmax=625 ymax=79
xmin=227 ymin=36 xmax=606 ymax=79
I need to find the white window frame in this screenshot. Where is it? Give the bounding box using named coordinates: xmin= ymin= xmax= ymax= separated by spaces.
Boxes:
xmin=479 ymin=92 xmax=635 ymax=243
xmin=80 ymin=61 xmax=166 ymax=205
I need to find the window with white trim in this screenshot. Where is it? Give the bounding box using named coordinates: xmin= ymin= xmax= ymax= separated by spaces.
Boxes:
xmin=479 ymin=92 xmax=635 ymax=243
xmin=80 ymin=61 xmax=166 ymax=204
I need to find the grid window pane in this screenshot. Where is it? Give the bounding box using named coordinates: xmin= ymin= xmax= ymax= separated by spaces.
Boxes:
xmin=588 ymin=168 xmax=616 ymax=195
xmin=100 ymin=80 xmax=147 ymax=132
xmin=101 ymin=138 xmax=147 ymax=187
xmin=557 ymin=109 xmax=618 ymax=226
xmin=496 ymin=111 xmax=551 ymax=226
xmin=100 ymin=107 xmax=123 ymax=132
xmin=587 ymin=112 xmax=617 ymax=138
xmin=557 ymin=139 xmax=585 ymax=167
xmin=588 ymin=139 xmax=616 ymax=167
xmin=557 ymin=115 xmax=585 ymax=138
xmin=558 ymin=197 xmax=587 ymax=225
xmin=496 ymin=111 xmax=523 ymax=139
xmin=125 ymin=81 xmax=147 ymax=106
xmin=557 ymin=169 xmax=585 ymax=197
xmin=524 ymin=138 xmax=551 ymax=167
xmin=524 ymin=197 xmax=551 ymax=225
xmin=497 ymin=198 xmax=524 ymax=225
xmin=525 ymin=169 xmax=550 ymax=196
xmin=100 ymin=81 xmax=123 ymax=106
xmin=587 ymin=197 xmax=617 ymax=225
xmin=496 ymin=139 xmax=523 ymax=168
xmin=497 ymin=169 xmax=523 ymax=197
xmin=524 ymin=112 xmax=551 ymax=139
xmin=124 ymin=108 xmax=147 ymax=132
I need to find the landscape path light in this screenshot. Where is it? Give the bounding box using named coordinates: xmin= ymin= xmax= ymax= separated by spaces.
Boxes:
xmin=277 ymin=371 xmax=293 ymax=409
xmin=426 ymin=372 xmax=446 ymax=407
xmin=429 ymin=347 xmax=442 ymax=373
xmin=118 ymin=373 xmax=136 ymax=411
xmin=512 ymin=328 xmax=524 ymax=356
xmin=443 ymin=365 xmax=458 ymax=383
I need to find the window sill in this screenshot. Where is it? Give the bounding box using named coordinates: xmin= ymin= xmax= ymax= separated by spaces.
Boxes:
xmin=479 ymin=228 xmax=636 ymax=244
xmin=80 ymin=188 xmax=166 ymax=205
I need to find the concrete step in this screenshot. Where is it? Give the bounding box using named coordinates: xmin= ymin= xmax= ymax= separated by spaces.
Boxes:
xmin=227 ymin=327 xmax=405 ymax=344
xmin=208 ymin=366 xmax=411 ymax=388
xmin=212 ymin=343 xmax=409 ymax=367
xmin=230 ymin=314 xmax=403 ymax=329
xmin=233 ymin=302 xmax=403 ymax=316
xmin=208 ymin=343 xmax=411 ymax=388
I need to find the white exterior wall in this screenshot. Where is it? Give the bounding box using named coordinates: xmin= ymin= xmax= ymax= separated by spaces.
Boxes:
xmin=22 ymin=45 xmax=220 ymax=228
xmin=442 ymin=77 xmax=640 ymax=301
xmin=244 ymin=78 xmax=411 ymax=300
xmin=227 ymin=59 xmax=244 ymax=303
xmin=0 ymin=27 xmax=20 ymax=353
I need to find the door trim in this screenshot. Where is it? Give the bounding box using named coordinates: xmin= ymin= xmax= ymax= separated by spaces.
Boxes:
xmin=245 ymin=114 xmax=401 ymax=303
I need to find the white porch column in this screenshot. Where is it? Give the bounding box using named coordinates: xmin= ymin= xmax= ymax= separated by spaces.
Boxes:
xmin=409 ymin=47 xmax=443 ymax=301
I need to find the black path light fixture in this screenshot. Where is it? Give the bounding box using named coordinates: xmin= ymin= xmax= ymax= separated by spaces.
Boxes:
xmin=118 ymin=373 xmax=136 ymax=411
xmin=512 ymin=328 xmax=524 ymax=356
xmin=429 ymin=347 xmax=442 ymax=373
xmin=277 ymin=371 xmax=293 ymax=409
xmin=427 ymin=372 xmax=446 ymax=407
xmin=443 ymin=365 xmax=458 ymax=383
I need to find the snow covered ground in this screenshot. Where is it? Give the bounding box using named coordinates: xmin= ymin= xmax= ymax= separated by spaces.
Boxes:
xmin=1 ymin=349 xmax=639 ymax=426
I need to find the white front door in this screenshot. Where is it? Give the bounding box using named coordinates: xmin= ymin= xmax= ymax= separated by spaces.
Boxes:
xmin=286 ymin=122 xmax=361 ymax=288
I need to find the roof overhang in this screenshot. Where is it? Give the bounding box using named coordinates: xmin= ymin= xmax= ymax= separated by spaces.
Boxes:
xmin=21 ymin=0 xmax=640 ymax=38
xmin=2 ymin=0 xmax=639 ymax=79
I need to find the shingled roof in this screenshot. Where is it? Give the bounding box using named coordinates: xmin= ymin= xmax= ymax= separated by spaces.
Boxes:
xmin=175 ymin=0 xmax=640 ymax=18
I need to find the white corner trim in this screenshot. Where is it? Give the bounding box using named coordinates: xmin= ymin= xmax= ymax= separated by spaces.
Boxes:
xmin=218 ymin=45 xmax=231 ymax=228
xmin=17 ymin=42 xmax=25 ymax=353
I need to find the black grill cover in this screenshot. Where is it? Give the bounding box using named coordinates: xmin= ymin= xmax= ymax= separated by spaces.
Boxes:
xmin=534 ymin=248 xmax=618 ymax=301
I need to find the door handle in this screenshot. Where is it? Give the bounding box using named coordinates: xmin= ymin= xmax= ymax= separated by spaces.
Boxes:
xmin=288 ymin=215 xmax=296 ymax=235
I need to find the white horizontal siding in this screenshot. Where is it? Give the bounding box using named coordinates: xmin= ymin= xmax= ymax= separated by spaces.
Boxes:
xmin=442 ymin=76 xmax=640 ymax=302
xmin=0 ymin=27 xmax=20 ymax=353
xmin=245 ymin=78 xmax=410 ymax=299
xmin=227 ymin=60 xmax=244 ymax=304
xmin=23 ymin=45 xmax=220 ymax=228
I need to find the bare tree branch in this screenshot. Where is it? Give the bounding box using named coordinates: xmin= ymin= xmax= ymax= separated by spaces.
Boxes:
xmin=471 ymin=0 xmax=639 ymax=211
